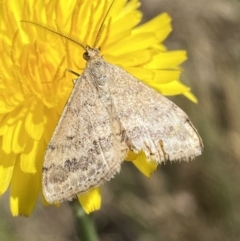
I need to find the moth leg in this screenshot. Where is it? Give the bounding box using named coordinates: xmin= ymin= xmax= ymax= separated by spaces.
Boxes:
xmin=65 ymin=68 xmax=81 ymax=84
xmin=66 ymin=68 xmax=80 ymax=77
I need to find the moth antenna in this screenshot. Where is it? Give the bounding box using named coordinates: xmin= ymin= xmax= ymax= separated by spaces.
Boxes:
xmin=93 ymin=0 xmax=115 ymax=48
xmin=20 ymin=20 xmax=87 ymax=51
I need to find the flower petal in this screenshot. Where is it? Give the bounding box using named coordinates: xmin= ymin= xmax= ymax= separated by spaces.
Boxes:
xmin=183 ymin=91 xmax=198 ymax=103
xmin=125 ymin=67 xmax=154 ymax=81
xmin=20 ymin=139 xmax=43 ymax=173
xmin=153 ymin=80 xmax=191 ymax=96
xmin=134 ymin=13 xmax=172 ymax=42
xmin=146 ymin=51 xmax=187 ymax=69
xmin=106 ymin=33 xmax=157 ymax=55
xmin=0 ymin=149 xmax=16 ymax=195
xmin=25 ymin=100 xmax=44 ymax=141
xmin=10 ymin=158 xmax=40 ymax=216
xmin=12 ymin=119 xmax=27 ymax=153
xmin=126 ymin=151 xmax=158 ymax=177
xmin=43 ymin=108 xmax=60 ymax=143
xmin=109 ymin=11 xmax=142 ymax=40
xmin=78 ymin=188 xmax=101 ymax=214
xmin=105 ymin=49 xmax=153 ymax=67
xmin=0 ymin=100 xmax=15 ymax=114
xmin=2 ymin=124 xmax=15 ymax=154
xmin=152 ymin=70 xmax=181 ymax=84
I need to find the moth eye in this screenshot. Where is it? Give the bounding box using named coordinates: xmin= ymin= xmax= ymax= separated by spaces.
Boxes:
xmin=83 ymin=52 xmax=90 ymax=60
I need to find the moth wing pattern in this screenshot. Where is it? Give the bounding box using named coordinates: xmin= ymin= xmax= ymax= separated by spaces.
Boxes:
xmin=106 ymin=63 xmax=203 ymax=163
xmin=43 ymin=70 xmax=125 ymax=203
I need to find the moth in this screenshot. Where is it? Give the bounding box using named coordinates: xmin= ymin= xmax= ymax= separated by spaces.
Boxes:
xmin=22 ymin=17 xmax=203 ymax=204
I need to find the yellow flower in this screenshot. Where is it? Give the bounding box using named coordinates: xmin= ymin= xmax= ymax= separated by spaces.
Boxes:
xmin=0 ymin=0 xmax=195 ymax=216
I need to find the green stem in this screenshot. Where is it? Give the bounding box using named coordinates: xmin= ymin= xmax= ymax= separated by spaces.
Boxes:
xmin=71 ymin=201 xmax=99 ymax=241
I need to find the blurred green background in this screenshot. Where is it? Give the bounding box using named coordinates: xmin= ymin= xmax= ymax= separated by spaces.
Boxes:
xmin=1 ymin=0 xmax=240 ymax=240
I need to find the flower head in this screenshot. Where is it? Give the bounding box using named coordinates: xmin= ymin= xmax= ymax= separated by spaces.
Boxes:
xmin=0 ymin=0 xmax=195 ymax=216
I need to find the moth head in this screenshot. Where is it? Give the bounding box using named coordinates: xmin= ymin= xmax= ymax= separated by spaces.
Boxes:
xmin=83 ymin=47 xmax=101 ymax=61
